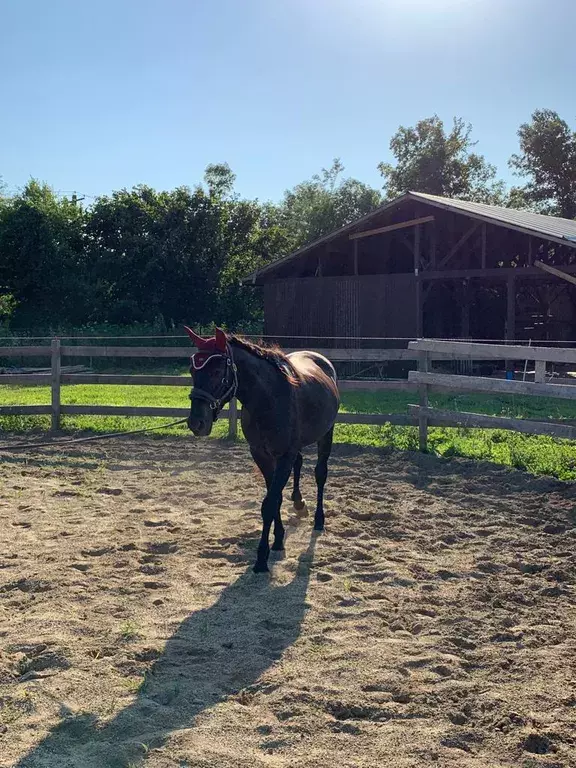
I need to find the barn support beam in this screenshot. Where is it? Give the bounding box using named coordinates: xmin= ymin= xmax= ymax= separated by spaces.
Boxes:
xmin=534 ymin=259 xmax=576 ymax=287
xmin=506 ymin=275 xmax=516 ymax=341
xmin=415 ymin=224 xmax=423 ymax=336
xmin=421 ymin=264 xmax=576 ymax=281
xmin=461 ymin=280 xmax=470 ymax=338
xmin=349 ymin=215 xmax=434 ymax=241
xmin=437 ymin=222 xmax=481 ymax=269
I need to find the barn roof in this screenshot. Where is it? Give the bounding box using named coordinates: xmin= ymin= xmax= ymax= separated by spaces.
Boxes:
xmin=244 ymin=191 xmax=576 ymax=284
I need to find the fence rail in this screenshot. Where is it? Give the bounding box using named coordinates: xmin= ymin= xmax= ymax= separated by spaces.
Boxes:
xmin=408 ymin=339 xmax=576 ymax=450
xmin=0 ymin=341 xmax=424 ymax=436
xmin=2 ymin=339 xmax=576 ymax=444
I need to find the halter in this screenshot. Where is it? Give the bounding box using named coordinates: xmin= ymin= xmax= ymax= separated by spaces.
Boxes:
xmin=189 ymin=343 xmax=238 ymax=418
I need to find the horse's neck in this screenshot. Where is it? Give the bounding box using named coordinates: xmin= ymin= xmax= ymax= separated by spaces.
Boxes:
xmin=231 ymin=344 xmax=283 ymax=413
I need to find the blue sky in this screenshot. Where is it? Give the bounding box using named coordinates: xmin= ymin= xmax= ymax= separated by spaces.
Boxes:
xmin=1 ymin=0 xmax=574 ymax=203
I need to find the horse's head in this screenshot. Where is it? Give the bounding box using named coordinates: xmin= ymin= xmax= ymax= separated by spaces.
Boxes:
xmin=185 ymin=326 xmax=237 ymax=437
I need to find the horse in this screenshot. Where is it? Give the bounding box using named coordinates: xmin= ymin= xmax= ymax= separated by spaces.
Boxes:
xmin=184 ymin=327 xmax=339 ymax=573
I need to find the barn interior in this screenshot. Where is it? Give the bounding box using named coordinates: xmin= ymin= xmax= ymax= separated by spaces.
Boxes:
xmin=245 ymin=193 xmax=576 ymax=351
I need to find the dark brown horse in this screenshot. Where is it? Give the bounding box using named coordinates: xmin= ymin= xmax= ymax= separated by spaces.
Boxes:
xmin=185 ymin=327 xmax=339 ymax=573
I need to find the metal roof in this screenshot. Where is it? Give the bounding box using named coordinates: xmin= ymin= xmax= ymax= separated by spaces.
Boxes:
xmin=410 ymin=192 xmax=576 ymax=244
xmin=244 ymin=191 xmax=576 ymax=283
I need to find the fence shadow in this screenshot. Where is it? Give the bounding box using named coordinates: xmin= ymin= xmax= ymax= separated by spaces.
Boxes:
xmin=14 ymin=536 xmax=317 ymax=768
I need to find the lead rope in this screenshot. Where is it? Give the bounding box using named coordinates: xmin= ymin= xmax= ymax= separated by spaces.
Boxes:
xmin=0 ymin=418 xmax=189 ymax=452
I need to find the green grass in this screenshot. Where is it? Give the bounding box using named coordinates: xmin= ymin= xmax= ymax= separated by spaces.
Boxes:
xmin=1 ymin=382 xmax=576 ymax=480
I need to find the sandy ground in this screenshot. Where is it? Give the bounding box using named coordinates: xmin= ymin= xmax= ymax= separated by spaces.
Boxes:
xmin=0 ymin=436 xmax=575 ymax=768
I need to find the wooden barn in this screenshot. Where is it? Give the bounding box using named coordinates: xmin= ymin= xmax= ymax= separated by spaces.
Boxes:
xmin=243 ymin=192 xmax=576 ymax=347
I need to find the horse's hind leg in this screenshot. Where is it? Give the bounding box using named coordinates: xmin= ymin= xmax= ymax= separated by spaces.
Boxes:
xmin=291 ymin=452 xmax=307 ymax=516
xmin=314 ymin=427 xmax=334 ymax=532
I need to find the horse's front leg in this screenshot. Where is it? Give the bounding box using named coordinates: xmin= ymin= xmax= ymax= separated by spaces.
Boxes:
xmin=254 ymin=453 xmax=295 ymax=573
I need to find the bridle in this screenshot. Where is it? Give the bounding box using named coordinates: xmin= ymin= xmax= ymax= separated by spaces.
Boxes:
xmin=189 ymin=343 xmax=238 ymax=419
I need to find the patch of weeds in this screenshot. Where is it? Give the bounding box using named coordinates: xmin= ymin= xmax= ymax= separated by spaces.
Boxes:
xmin=343 ymin=577 xmax=353 ymax=592
xmin=0 ymin=689 xmax=35 ymax=724
xmin=120 ymin=676 xmax=146 ymax=694
xmin=119 ymin=620 xmax=141 ymax=641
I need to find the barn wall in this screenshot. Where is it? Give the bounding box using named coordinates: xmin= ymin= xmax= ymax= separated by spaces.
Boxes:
xmin=264 ymin=275 xmax=418 ymax=346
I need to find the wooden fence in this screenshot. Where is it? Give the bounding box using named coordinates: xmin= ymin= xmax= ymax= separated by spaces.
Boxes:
xmin=408 ymin=339 xmax=576 ymax=450
xmin=2 ymin=340 xmax=576 ymax=447
xmin=0 ymin=341 xmax=425 ymax=438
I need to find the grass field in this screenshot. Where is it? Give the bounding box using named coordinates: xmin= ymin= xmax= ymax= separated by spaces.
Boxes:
xmin=1 ymin=380 xmax=576 ymax=480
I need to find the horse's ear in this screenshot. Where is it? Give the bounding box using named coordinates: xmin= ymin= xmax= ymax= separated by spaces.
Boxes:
xmin=214 ymin=327 xmax=227 ymax=352
xmin=184 ymin=325 xmax=208 ymax=349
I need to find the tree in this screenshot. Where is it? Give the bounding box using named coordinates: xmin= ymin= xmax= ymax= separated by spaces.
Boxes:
xmin=84 ymin=171 xmax=285 ymax=329
xmin=378 ymin=116 xmax=506 ymax=204
xmin=278 ymin=159 xmax=382 ymax=249
xmin=203 ymin=163 xmax=237 ymax=199
xmin=0 ymin=180 xmax=88 ymax=325
xmin=509 ymin=109 xmax=576 ymax=219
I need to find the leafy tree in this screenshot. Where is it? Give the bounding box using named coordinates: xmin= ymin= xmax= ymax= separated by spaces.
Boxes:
xmin=0 ymin=180 xmax=88 ymax=325
xmin=278 ymin=159 xmax=382 ymax=249
xmin=203 ymin=163 xmax=237 ymax=199
xmin=85 ymin=174 xmax=284 ymax=329
xmin=509 ymin=109 xmax=576 ymax=219
xmin=378 ymin=116 xmax=506 ymax=204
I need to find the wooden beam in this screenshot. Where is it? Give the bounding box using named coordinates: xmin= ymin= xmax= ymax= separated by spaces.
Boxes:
xmin=51 ymin=339 xmax=61 ymax=432
xmin=506 ymin=275 xmax=516 ymax=341
xmin=0 ymin=405 xmax=52 ymax=416
xmin=408 ymin=405 xmax=576 ymax=441
xmin=418 ymin=351 xmax=429 ymax=451
xmin=0 ymin=346 xmax=52 ymax=357
xmin=349 ymin=215 xmax=434 ymax=241
xmin=60 ymin=374 xmax=191 ymax=386
xmin=534 ymin=259 xmax=576 ymax=287
xmin=61 ymin=405 xmax=192 ymax=417
xmin=337 ymin=380 xmax=417 ymax=392
xmin=528 ymin=238 xmax=533 ymax=266
xmin=437 ymin=222 xmax=481 ymax=269
xmin=430 ymin=224 xmax=437 ymax=268
xmin=409 ymin=370 xmax=576 ymax=401
xmin=461 ymin=281 xmax=470 ymax=338
xmin=60 ymin=345 xmax=193 ymax=358
xmin=353 ymin=239 xmax=358 ymax=275
xmin=408 ymin=339 xmax=576 ymax=365
xmin=534 ymin=360 xmax=546 ymax=384
xmin=481 ymin=224 xmax=487 ymax=269
xmin=414 ymin=224 xmax=421 ymax=273
xmin=420 ymin=264 xmax=576 ymax=281
xmin=414 ymin=224 xmax=423 ymax=336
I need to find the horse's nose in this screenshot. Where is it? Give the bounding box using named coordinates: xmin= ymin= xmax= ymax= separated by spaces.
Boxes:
xmin=188 ymin=415 xmax=208 ymax=435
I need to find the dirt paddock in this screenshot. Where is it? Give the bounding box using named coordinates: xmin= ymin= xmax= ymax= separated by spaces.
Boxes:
xmin=0 ymin=436 xmax=575 ymax=767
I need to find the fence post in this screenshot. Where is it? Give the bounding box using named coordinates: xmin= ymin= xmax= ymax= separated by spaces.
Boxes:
xmin=51 ymin=338 xmax=61 ymax=432
xmin=418 ymin=349 xmax=429 ymax=452
xmin=228 ymin=397 xmax=238 ymax=439
xmin=534 ymin=359 xmax=546 ymax=384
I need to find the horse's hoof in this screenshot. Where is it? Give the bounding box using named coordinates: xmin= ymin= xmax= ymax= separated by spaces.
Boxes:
xmin=253 ymin=563 xmax=269 ymax=574
xmin=313 ymin=524 xmax=324 ymax=533
xmin=293 ymin=501 xmax=309 ymax=518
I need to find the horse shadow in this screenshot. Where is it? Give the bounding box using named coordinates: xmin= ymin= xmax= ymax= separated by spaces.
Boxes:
xmin=14 ymin=535 xmax=318 ymax=768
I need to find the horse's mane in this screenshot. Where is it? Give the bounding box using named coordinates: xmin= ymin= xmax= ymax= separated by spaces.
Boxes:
xmin=229 ymin=336 xmax=299 ymax=384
